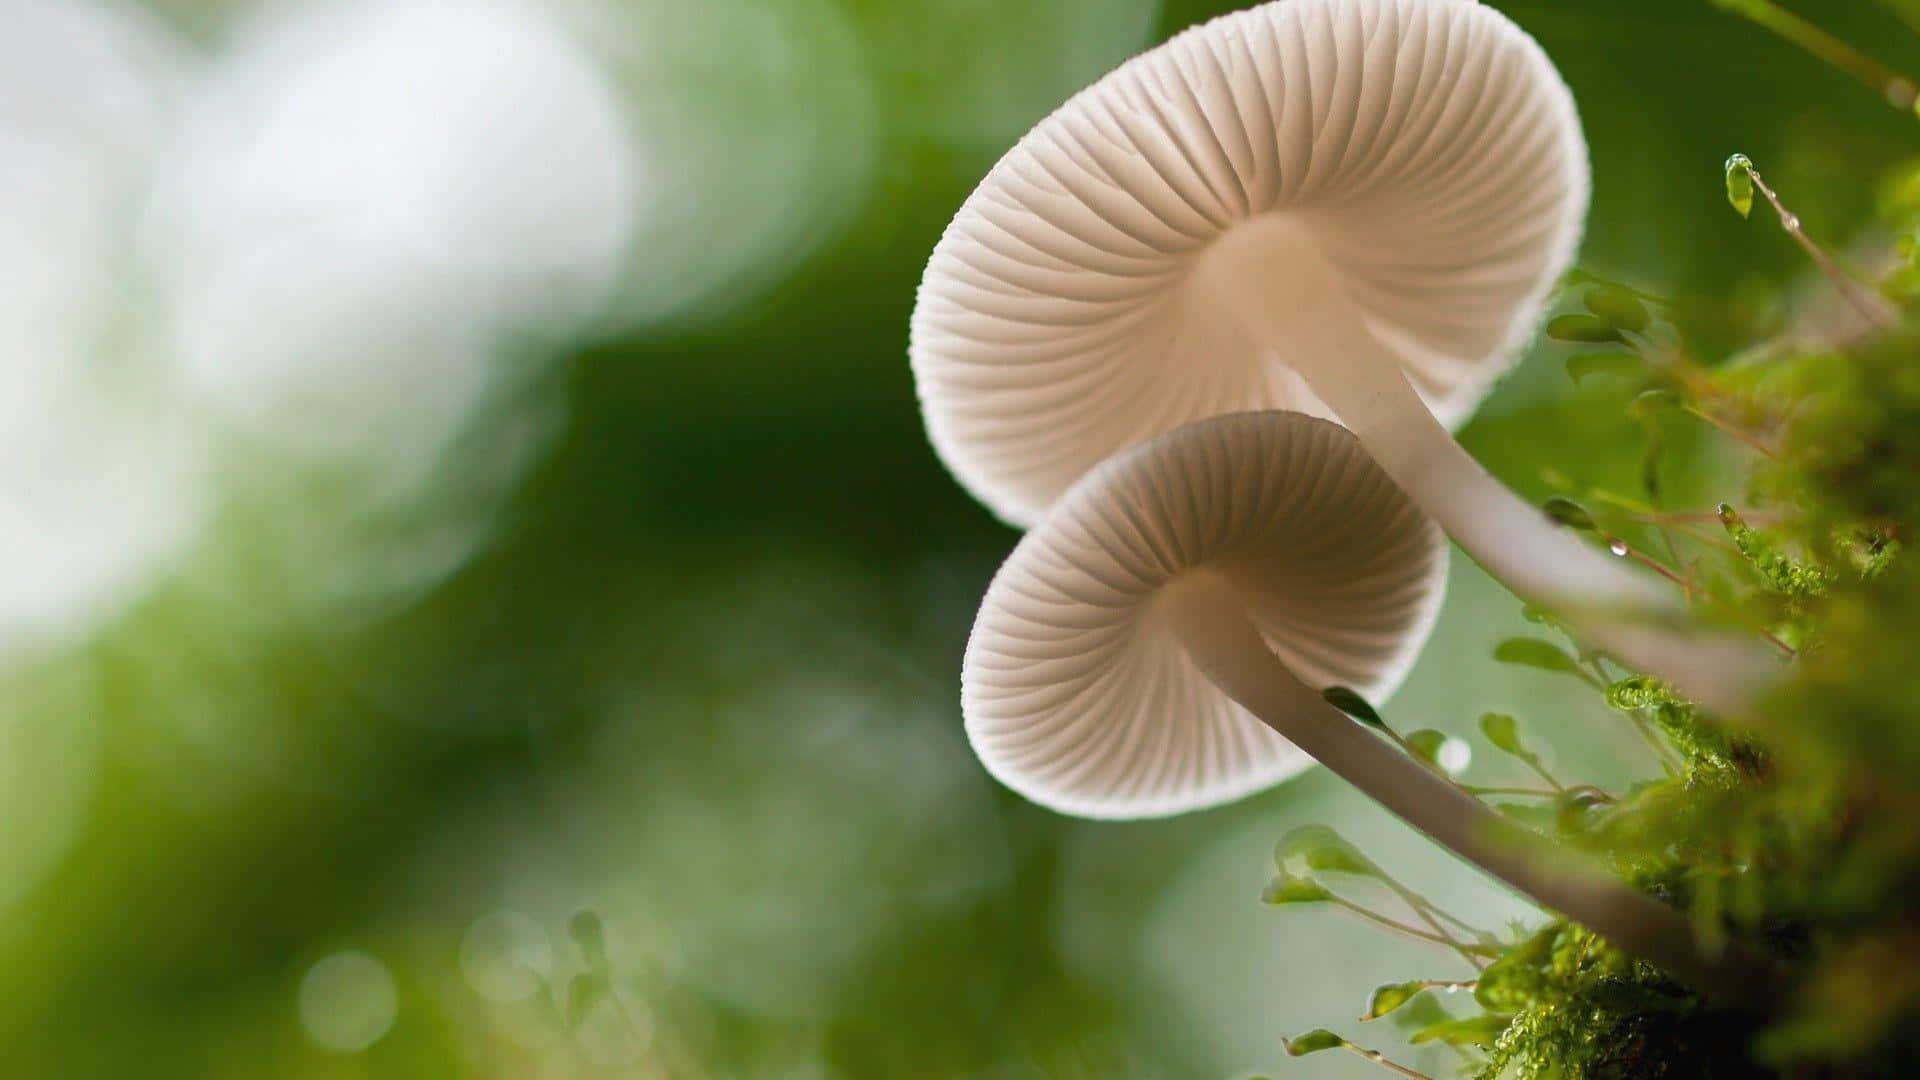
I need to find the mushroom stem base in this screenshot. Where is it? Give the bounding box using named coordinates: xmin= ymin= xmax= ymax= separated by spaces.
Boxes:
xmin=1159 ymin=571 xmax=1779 ymax=1009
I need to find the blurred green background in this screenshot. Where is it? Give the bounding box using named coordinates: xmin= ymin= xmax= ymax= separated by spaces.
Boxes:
xmin=0 ymin=0 xmax=1913 ymax=1075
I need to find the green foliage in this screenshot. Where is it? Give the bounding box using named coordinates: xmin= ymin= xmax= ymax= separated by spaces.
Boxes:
xmin=1275 ymin=825 xmax=1378 ymax=879
xmin=1364 ymin=982 xmax=1429 ymax=1021
xmin=1259 ymin=150 xmax=1920 ymax=1078
xmin=1492 ymin=638 xmax=1586 ymax=679
xmin=569 ymin=909 xmax=607 ymax=965
xmin=1410 ymin=1013 xmax=1510 ymax=1048
xmin=1477 ymin=713 xmax=1526 ymax=758
xmin=1261 ymin=874 xmax=1334 ymax=907
xmin=1323 ymin=685 xmax=1386 ymax=728
xmin=1390 ymin=993 xmax=1456 ymax=1034
xmin=1405 ymin=729 xmax=1449 ymax=766
xmin=1605 ymin=675 xmax=1742 ymax=766
xmin=1546 ymin=313 xmax=1624 ymax=344
xmin=1283 ymin=1029 xmax=1347 ymax=1056
xmin=1566 ymin=351 xmax=1646 ymax=385
xmin=1542 ymin=496 xmax=1599 ymax=531
xmin=1726 ymin=154 xmax=1756 ymax=218
xmin=1719 ymin=504 xmax=1833 ymax=617
xmin=1584 ymin=287 xmax=1653 ymax=333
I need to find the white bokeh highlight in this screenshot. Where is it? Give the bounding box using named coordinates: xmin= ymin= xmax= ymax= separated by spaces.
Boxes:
xmin=1437 ymin=735 xmax=1473 ymax=776
xmin=549 ymin=0 xmax=880 ymax=326
xmin=144 ymin=0 xmax=638 ymax=466
xmin=0 ymin=0 xmax=896 ymax=649
xmin=298 ymin=950 xmax=400 ymax=1053
xmin=460 ymin=910 xmax=555 ymax=1004
xmin=0 ymin=0 xmax=212 ymax=652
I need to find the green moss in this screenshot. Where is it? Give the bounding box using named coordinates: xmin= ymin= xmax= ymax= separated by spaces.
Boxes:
xmin=1272 ymin=189 xmax=1920 ymax=1077
xmin=1468 ymin=329 xmax=1920 ymax=1075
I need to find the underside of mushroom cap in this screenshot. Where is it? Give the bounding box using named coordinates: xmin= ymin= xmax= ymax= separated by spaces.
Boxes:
xmin=913 ymin=0 xmax=1588 ymax=526
xmin=963 ymin=410 xmax=1447 ymax=819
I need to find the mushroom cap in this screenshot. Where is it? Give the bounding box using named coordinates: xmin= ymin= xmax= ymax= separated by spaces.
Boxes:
xmin=912 ymin=0 xmax=1588 ymax=526
xmin=963 ymin=410 xmax=1447 ymax=819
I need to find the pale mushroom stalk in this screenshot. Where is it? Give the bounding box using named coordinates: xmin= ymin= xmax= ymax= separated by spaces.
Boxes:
xmin=1211 ymin=223 xmax=1645 ymax=605
xmin=1159 ymin=570 xmax=1775 ymax=1008
xmin=1205 ymin=224 xmax=1765 ymax=709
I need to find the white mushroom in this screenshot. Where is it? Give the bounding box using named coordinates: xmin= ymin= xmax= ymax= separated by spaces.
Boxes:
xmin=914 ymin=0 xmax=1775 ymax=709
xmin=967 ymin=410 xmax=1776 ymax=1004
xmin=969 ymin=410 xmax=1446 ymax=817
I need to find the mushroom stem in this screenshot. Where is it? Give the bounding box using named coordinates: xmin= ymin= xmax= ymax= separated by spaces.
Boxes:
xmin=1211 ymin=224 xmax=1779 ymax=713
xmin=1159 ymin=572 xmax=1779 ymax=1009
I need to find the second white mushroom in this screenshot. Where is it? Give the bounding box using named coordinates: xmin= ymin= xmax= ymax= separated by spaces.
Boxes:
xmin=968 ymin=410 xmax=1777 ymax=1005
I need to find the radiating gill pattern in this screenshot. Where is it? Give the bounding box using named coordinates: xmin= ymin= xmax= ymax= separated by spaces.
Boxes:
xmin=963 ymin=412 xmax=1447 ymax=819
xmin=913 ymin=0 xmax=1587 ymax=526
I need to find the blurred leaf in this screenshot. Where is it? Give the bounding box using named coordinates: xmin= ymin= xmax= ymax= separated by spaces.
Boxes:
xmin=565 ymin=971 xmax=609 ymax=1030
xmin=1364 ymin=981 xmax=1429 ymax=1021
xmin=1409 ymin=1013 xmax=1511 ymax=1046
xmin=1542 ymin=496 xmax=1598 ymax=532
xmin=1323 ymin=685 xmax=1384 ymax=728
xmin=1584 ymin=287 xmax=1651 ymax=332
xmin=1556 ymin=789 xmax=1612 ymax=833
xmin=1877 ymin=156 xmax=1920 ymax=216
xmin=1565 ymin=787 xmax=1612 ymax=812
xmin=1641 ymin=424 xmax=1666 ymax=499
xmin=1276 ymin=825 xmax=1377 ymax=878
xmin=1520 ymin=604 xmax=1561 ymax=627
xmin=1493 ymin=638 xmax=1584 ymax=677
xmin=1567 ymin=351 xmax=1647 ymax=385
xmin=1547 ymin=313 xmax=1623 ymax=344
xmin=570 ymin=909 xmax=608 ymax=971
xmin=1304 ymin=850 xmax=1372 ymax=876
xmin=1284 ymin=1030 xmax=1348 ymax=1056
xmin=1494 ymin=801 xmax=1562 ymax=829
xmin=1406 ymin=729 xmax=1448 ymax=764
xmin=1627 ymin=388 xmax=1683 ymax=420
xmin=1262 ymin=874 xmax=1334 ymax=906
xmin=1726 ymin=153 xmax=1755 ymax=218
xmin=1475 ymin=926 xmax=1559 ymax=1012
xmin=1391 ymin=993 xmax=1455 ymax=1032
xmin=1480 ymin=713 xmax=1525 ymax=756
xmin=1887 ymin=262 xmax=1920 ymax=298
